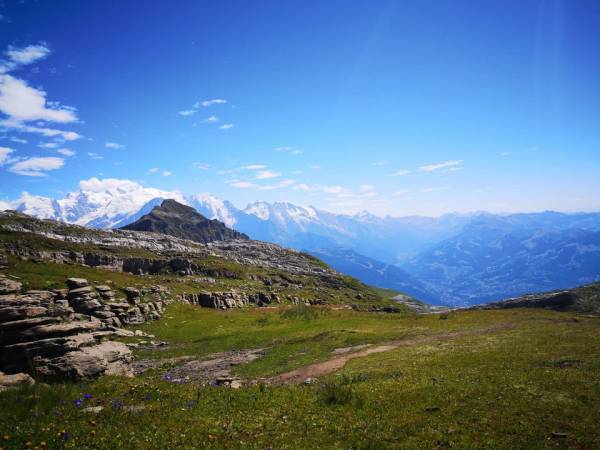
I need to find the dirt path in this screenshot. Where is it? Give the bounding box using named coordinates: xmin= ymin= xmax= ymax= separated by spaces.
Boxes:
xmin=268 ymin=323 xmax=513 ymax=385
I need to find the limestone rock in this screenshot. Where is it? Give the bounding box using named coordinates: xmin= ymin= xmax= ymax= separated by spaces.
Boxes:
xmin=0 ymin=276 xmax=22 ymax=295
xmin=66 ymin=278 xmax=89 ymax=289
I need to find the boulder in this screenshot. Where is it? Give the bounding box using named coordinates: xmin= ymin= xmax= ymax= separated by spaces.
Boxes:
xmin=33 ymin=341 xmax=133 ymax=379
xmin=0 ymin=371 xmax=35 ymax=392
xmin=0 ymin=276 xmax=22 ymax=295
xmin=66 ymin=278 xmax=89 ymax=289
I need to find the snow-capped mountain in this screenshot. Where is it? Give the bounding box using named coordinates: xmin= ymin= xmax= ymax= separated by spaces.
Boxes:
xmin=5 ymin=178 xmax=184 ymax=229
xmin=4 ymin=177 xmax=600 ymax=306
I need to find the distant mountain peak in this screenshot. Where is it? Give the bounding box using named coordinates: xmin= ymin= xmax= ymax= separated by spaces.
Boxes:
xmin=120 ymin=199 xmax=248 ymax=243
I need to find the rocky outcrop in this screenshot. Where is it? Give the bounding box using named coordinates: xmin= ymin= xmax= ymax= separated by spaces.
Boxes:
xmin=0 ymin=275 xmax=170 ymax=380
xmin=180 ymin=290 xmax=282 ymax=309
xmin=1 ymin=210 xmax=339 ymax=279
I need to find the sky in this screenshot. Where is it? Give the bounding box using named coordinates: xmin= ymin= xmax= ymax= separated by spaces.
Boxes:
xmin=0 ymin=0 xmax=599 ymax=217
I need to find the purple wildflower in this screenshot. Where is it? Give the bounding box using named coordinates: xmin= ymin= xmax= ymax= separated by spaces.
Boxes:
xmin=83 ymin=393 xmax=93 ymax=399
xmin=73 ymin=398 xmax=83 ymax=408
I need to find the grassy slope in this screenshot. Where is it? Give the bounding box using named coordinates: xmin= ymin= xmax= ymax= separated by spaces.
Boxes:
xmin=1 ymin=304 xmax=599 ymax=449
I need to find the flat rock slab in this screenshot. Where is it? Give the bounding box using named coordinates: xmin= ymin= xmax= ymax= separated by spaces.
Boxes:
xmin=134 ymin=349 xmax=264 ymax=384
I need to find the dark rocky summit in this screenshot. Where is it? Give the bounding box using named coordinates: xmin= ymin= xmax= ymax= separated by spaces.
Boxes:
xmin=120 ymin=199 xmax=248 ymax=243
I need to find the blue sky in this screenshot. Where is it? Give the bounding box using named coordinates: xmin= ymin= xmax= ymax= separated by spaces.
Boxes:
xmin=0 ymin=0 xmax=599 ymax=216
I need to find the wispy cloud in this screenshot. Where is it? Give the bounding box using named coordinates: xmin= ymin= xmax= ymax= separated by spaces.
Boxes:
xmin=359 ymin=184 xmax=375 ymax=192
xmin=161 ymin=171 xmax=173 ymax=177
xmin=391 ymin=169 xmax=410 ymax=176
xmin=309 ymin=165 xmax=321 ymax=170
xmin=178 ymin=109 xmax=196 ymax=116
xmin=199 ymin=99 xmax=227 ymax=107
xmin=9 ymin=136 xmax=27 ymax=144
xmin=419 ymin=160 xmax=463 ymax=172
xmin=105 ymin=142 xmax=125 ymax=150
xmin=241 ymin=164 xmax=266 ymax=170
xmin=0 ymin=146 xmax=14 ymax=165
xmin=219 ymin=123 xmax=233 ymax=130
xmin=87 ymin=152 xmax=103 ymax=160
xmin=147 ymin=167 xmax=159 ymax=174
xmin=193 ymin=162 xmax=209 ymax=170
xmin=56 ymin=148 xmax=75 ymax=157
xmin=8 ymin=156 xmax=64 ymax=177
xmin=6 ymin=44 xmax=50 ymax=65
xmin=229 ymin=181 xmax=256 ymax=189
xmin=372 ymin=160 xmax=389 ymax=166
xmin=421 ymin=186 xmax=448 ymax=192
xmin=275 ymin=146 xmax=304 ymax=155
xmin=38 ymin=142 xmax=59 ymax=149
xmin=205 ymin=115 xmax=218 ymax=122
xmin=500 ymin=152 xmax=511 ymax=157
xmin=255 ymin=170 xmax=281 ymax=180
xmin=393 ymin=189 xmax=409 ymax=196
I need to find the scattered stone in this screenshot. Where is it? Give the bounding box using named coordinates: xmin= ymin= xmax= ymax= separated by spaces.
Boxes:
xmin=83 ymin=406 xmax=104 ymax=414
xmin=0 ymin=371 xmax=35 ymax=391
xmin=66 ymin=278 xmax=89 ymax=289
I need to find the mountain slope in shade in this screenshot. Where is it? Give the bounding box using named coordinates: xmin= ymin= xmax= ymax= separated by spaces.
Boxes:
xmin=120 ymin=199 xmax=248 ymax=243
xmin=406 ymin=218 xmax=600 ymax=306
xmin=471 ymin=281 xmax=600 ymax=314
xmin=307 ymin=247 xmax=440 ymax=304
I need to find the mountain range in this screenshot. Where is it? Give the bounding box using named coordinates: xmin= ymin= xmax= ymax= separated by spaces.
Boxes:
xmin=3 ymin=178 xmax=600 ymax=306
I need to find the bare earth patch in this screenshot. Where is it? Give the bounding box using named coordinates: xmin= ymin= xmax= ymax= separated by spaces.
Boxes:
xmin=134 ymin=349 xmax=265 ymax=384
xmin=268 ymin=323 xmax=514 ymax=385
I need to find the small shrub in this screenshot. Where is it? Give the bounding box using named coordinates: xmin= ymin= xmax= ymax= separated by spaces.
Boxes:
xmin=317 ymin=380 xmax=355 ymax=406
xmin=439 ymin=313 xmax=449 ymax=320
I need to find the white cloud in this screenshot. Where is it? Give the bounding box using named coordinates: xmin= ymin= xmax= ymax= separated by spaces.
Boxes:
xmin=147 ymin=167 xmax=159 ymax=174
xmin=5 ymin=123 xmax=82 ymax=141
xmin=38 ymin=142 xmax=59 ymax=149
xmin=242 ymin=164 xmax=266 ymax=170
xmin=230 ymin=181 xmax=256 ymax=189
xmin=291 ymin=170 xmax=304 ymax=175
xmin=359 ymin=184 xmax=375 ymax=192
xmin=421 ymin=187 xmax=448 ymax=192
xmin=8 ymin=156 xmax=64 ymax=177
xmin=372 ymin=160 xmax=389 ymax=166
xmin=200 ymin=99 xmax=227 ymax=107
xmin=178 ymin=110 xmax=196 ymax=116
xmin=9 ymin=136 xmax=27 ymax=144
xmin=500 ymin=152 xmax=511 ymax=157
xmin=255 ymin=170 xmax=280 ymax=180
xmin=206 ymin=115 xmax=218 ymax=122
xmin=419 ymin=160 xmax=463 ymax=172
xmin=275 ymin=146 xmax=303 ymax=155
xmin=0 ymin=146 xmax=14 ymax=165
xmin=322 ymin=185 xmax=344 ymax=194
xmin=0 ymin=74 xmax=78 ymax=123
xmin=293 ymin=183 xmax=310 ymax=191
xmin=393 ymin=189 xmax=409 ymax=196
xmin=193 ymin=162 xmax=209 ymax=170
xmin=309 ymin=165 xmax=321 ymax=170
xmin=161 ymin=171 xmax=172 ymax=177
xmin=257 ymin=179 xmax=296 ymax=191
xmin=6 ymin=44 xmax=50 ymax=65
xmin=391 ymin=169 xmax=410 ymax=176
xmin=216 ymin=169 xmax=234 ymax=175
xmin=105 ymin=142 xmax=125 ymax=150
xmin=87 ymin=152 xmax=103 ymax=160
xmin=56 ymin=148 xmax=75 ymax=156
xmin=219 ymin=123 xmax=233 ymax=130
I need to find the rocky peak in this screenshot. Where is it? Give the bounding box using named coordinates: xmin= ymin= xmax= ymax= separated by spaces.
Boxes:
xmin=120 ymin=199 xmax=248 ymax=244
